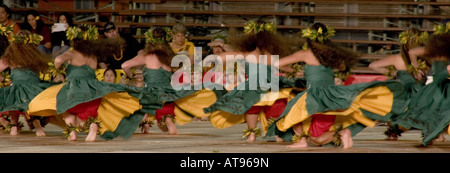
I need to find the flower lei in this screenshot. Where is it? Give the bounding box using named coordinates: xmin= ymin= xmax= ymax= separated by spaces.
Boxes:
xmin=242 ymin=128 xmax=261 ymax=139
xmin=243 ymin=20 xmax=276 ymax=34
xmin=62 ymin=117 xmax=101 ymax=138
xmin=0 ymin=71 xmax=11 ymax=87
xmin=40 ymin=62 xmax=67 ymax=81
xmin=284 ymin=62 xmax=305 ymax=78
xmin=0 ymin=24 xmax=13 ymax=36
xmin=144 ymin=27 xmax=173 ymax=44
xmin=334 ymin=69 xmax=351 ymax=81
xmin=301 ymin=26 xmax=335 ymax=50
xmin=433 ymin=22 xmax=450 ymax=35
xmin=10 ymin=33 xmax=43 ymax=45
xmin=398 ymin=30 xmax=429 ymax=45
xmin=66 ymin=24 xmax=99 ymax=41
xmin=407 ymin=59 xmax=428 ymax=76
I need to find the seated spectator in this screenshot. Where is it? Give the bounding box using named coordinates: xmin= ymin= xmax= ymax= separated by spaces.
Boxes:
xmin=169 ymin=22 xmax=195 ymax=63
xmin=19 ymin=10 xmax=51 ymax=54
xmin=51 ymin=12 xmax=73 ymax=58
xmin=100 ymin=22 xmax=142 ymax=69
xmin=0 ymin=4 xmax=20 ymax=35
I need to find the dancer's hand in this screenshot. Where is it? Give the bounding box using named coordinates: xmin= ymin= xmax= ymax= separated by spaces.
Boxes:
xmin=413 ymin=69 xmax=424 ymax=81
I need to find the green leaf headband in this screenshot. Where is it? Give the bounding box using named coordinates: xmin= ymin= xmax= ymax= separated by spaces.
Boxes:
xmin=302 ymin=26 xmax=335 ymax=43
xmin=0 ymin=24 xmax=13 ymax=36
xmin=144 ymin=27 xmax=173 ymax=44
xmin=398 ymin=30 xmax=429 ymax=45
xmin=433 ymin=22 xmax=450 ymax=35
xmin=66 ymin=24 xmax=99 ymax=41
xmin=243 ymin=21 xmax=276 ymax=34
xmin=10 ymin=33 xmax=43 ymax=45
xmin=301 ymin=25 xmax=335 ymax=50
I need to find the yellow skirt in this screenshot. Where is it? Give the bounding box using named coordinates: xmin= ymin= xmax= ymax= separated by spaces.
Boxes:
xmin=209 ymin=88 xmax=295 ymax=133
xmin=143 ymin=89 xmax=220 ymax=126
xmin=27 ymin=83 xmax=142 ymax=135
xmin=276 ymin=86 xmax=394 ymax=134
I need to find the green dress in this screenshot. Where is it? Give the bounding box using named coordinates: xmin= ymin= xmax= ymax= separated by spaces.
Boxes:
xmin=203 ymin=62 xmax=305 ymax=115
xmin=266 ymin=64 xmax=408 ymax=141
xmin=136 ymin=67 xmax=227 ymax=123
xmin=0 ymin=68 xmax=54 ymax=113
xmin=391 ymin=61 xmax=450 ymax=146
xmin=28 ymin=64 xmax=162 ymax=140
xmin=397 ymin=70 xmax=423 ymax=100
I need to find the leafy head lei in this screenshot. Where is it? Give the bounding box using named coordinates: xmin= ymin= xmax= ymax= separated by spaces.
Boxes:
xmin=301 ymin=25 xmax=335 ymax=50
xmin=398 ymin=29 xmax=429 ymax=45
xmin=243 ymin=20 xmax=276 ymax=34
xmin=433 ymin=22 xmax=450 ymax=35
xmin=144 ymin=27 xmax=173 ymax=44
xmin=9 ymin=31 xmax=43 ymax=45
xmin=66 ymin=24 xmax=99 ymax=41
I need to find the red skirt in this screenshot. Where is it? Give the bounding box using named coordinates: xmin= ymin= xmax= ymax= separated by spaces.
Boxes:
xmin=247 ymin=99 xmax=287 ymax=120
xmin=308 ymin=114 xmax=336 ymax=137
xmin=155 ymin=102 xmax=176 ymax=122
xmin=67 ymin=98 xmax=101 ymax=121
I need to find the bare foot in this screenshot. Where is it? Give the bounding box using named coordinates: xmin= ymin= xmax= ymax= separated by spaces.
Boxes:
xmin=85 ymin=123 xmax=98 ymax=142
xmin=275 ymin=135 xmax=284 ymax=143
xmin=339 ymin=129 xmax=353 ymax=149
xmin=245 ymin=132 xmax=256 ymax=142
xmin=68 ymin=131 xmax=77 ymax=141
xmin=35 ymin=128 xmax=46 ymax=137
xmin=434 ymin=134 xmax=446 ymax=142
xmin=165 ymin=117 xmax=178 ymax=135
xmin=0 ymin=117 xmax=10 ymax=127
xmin=287 ymin=137 xmax=308 ymax=148
xmin=142 ymin=124 xmax=150 ymax=134
xmin=33 ymin=120 xmax=46 ymax=137
xmin=10 ymin=126 xmax=19 ymax=136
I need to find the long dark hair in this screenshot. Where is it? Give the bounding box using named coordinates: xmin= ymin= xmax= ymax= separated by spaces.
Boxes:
xmin=69 ymin=24 xmax=124 ymax=62
xmin=1 ymin=31 xmax=50 ymax=73
xmin=20 ymin=10 xmax=46 ymax=33
xmin=400 ymin=28 xmax=425 ymax=65
xmin=0 ymin=34 xmax=9 ymax=56
xmin=424 ymin=33 xmax=450 ymax=61
xmin=228 ymin=27 xmax=288 ymax=58
xmin=58 ymin=12 xmax=73 ymax=27
xmin=306 ymin=23 xmax=360 ymax=69
xmin=142 ymin=27 xmax=175 ymax=67
xmin=72 ymin=37 xmax=124 ymax=63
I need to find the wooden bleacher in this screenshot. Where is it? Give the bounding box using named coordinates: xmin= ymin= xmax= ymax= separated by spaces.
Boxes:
xmin=8 ymin=0 xmax=448 ymax=74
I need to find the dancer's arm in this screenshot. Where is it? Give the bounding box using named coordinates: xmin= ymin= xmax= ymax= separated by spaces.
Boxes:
xmin=369 ymin=54 xmax=406 ymax=74
xmin=0 ymin=59 xmax=9 ymax=72
xmin=274 ymin=50 xmax=308 ymax=71
xmin=408 ymin=47 xmax=426 ymax=80
xmin=121 ymin=52 xmax=146 ymax=78
xmin=54 ymin=50 xmax=73 ymax=69
xmin=408 ymin=47 xmax=425 ymax=68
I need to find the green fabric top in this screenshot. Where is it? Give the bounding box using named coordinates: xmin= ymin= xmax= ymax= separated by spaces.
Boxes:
xmin=392 ymin=61 xmax=450 ymax=146
xmin=0 ymin=68 xmax=54 ymax=112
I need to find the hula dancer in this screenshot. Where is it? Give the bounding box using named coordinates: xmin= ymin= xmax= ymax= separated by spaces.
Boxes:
xmin=391 ymin=24 xmax=450 ymax=146
xmin=369 ymin=28 xmax=430 ymax=140
xmin=122 ymin=27 xmax=226 ymax=135
xmin=0 ymin=30 xmax=54 ymax=136
xmin=203 ymin=21 xmax=306 ymax=142
xmin=27 ymin=24 xmax=162 ymax=141
xmin=266 ymin=23 xmax=409 ymax=149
